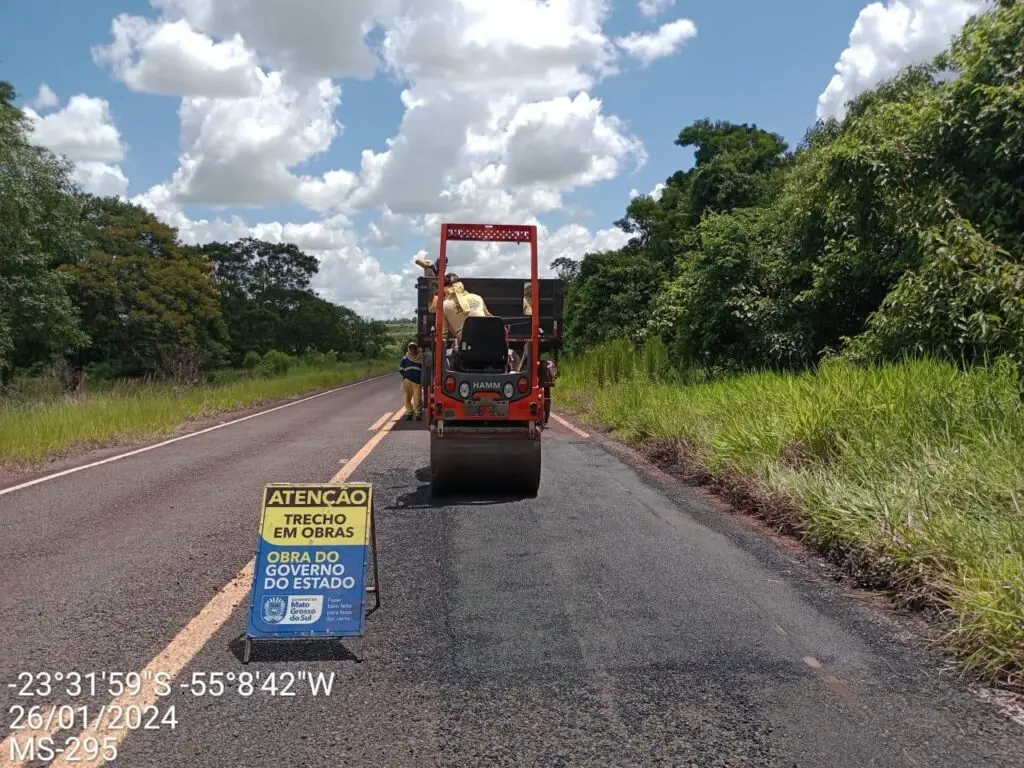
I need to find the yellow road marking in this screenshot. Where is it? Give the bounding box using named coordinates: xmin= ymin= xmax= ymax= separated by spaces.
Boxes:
xmin=368 ymin=411 xmax=391 ymax=431
xmin=0 ymin=709 xmax=62 ymax=768
xmin=551 ymin=413 xmax=590 ymax=439
xmin=333 ymin=407 xmax=404 ymax=483
xmin=0 ymin=404 xmax=404 ymax=768
xmin=43 ymin=564 xmax=255 ymax=768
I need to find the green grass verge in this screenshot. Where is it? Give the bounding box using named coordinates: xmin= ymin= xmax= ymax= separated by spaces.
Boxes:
xmin=556 ymin=338 xmax=1024 ymax=692
xmin=386 ymin=322 xmax=417 ymax=344
xmin=0 ymin=359 xmax=394 ymax=468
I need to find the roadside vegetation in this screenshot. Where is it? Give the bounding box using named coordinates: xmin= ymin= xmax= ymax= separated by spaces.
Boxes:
xmin=385 ymin=320 xmax=417 ymax=349
xmin=0 ymin=353 xmax=393 ymax=467
xmin=1 ymin=79 xmax=404 ymax=467
xmin=555 ymin=2 xmax=1024 ymax=692
xmin=559 ymin=340 xmax=1023 ymax=691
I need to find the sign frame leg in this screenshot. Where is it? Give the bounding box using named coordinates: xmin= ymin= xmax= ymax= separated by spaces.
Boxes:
xmin=366 ymin=498 xmax=382 ymax=612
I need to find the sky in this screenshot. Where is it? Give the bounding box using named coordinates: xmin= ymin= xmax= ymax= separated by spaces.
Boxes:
xmin=0 ymin=0 xmax=993 ymax=319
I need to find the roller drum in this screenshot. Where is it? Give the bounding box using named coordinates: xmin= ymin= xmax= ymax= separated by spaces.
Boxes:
xmin=430 ymin=430 xmax=541 ymax=497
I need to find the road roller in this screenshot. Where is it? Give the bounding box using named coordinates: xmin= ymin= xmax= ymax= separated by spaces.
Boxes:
xmin=415 ymin=223 xmax=564 ymax=497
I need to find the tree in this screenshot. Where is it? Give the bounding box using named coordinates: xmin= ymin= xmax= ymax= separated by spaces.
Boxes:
xmin=357 ymin=319 xmax=389 ymax=360
xmin=0 ymin=81 xmax=88 ymax=384
xmin=563 ymin=250 xmax=664 ymax=353
xmin=676 ymin=119 xmax=789 ymax=172
xmin=198 ymin=238 xmax=321 ymax=362
xmin=564 ymin=1 xmax=1024 ymax=372
xmin=61 ymin=196 xmax=229 ymax=377
xmin=847 ymin=1 xmax=1024 ymax=366
xmin=204 ymin=237 xmax=319 ymax=301
xmin=550 ymin=256 xmax=580 ymax=283
xmin=196 ymin=237 xmax=388 ymax=362
xmin=676 ymin=120 xmax=790 ymax=219
xmin=277 ymin=293 xmax=355 ymax=357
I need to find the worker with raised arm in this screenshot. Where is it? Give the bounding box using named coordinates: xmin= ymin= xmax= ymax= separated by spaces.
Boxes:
xmin=416 ymin=256 xmax=492 ymax=340
xmin=399 ymin=341 xmax=423 ymax=420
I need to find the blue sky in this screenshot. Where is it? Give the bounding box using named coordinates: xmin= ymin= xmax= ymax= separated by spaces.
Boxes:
xmin=0 ymin=0 xmax=983 ymax=317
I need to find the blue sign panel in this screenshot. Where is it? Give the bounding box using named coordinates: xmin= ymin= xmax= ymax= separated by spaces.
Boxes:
xmin=247 ymin=483 xmax=373 ymax=639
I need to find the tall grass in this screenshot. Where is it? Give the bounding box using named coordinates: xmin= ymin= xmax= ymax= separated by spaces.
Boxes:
xmin=0 ymin=359 xmax=393 ymax=467
xmin=558 ymin=338 xmax=1024 ymax=691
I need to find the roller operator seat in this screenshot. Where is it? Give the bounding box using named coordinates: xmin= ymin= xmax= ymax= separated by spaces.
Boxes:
xmin=456 ymin=315 xmax=508 ymax=372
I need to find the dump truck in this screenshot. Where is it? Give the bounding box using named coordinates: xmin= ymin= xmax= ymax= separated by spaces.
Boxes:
xmin=415 ymin=223 xmax=565 ymax=496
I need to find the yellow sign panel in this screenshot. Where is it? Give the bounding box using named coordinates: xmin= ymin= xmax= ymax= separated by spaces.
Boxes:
xmin=258 ymin=483 xmax=372 ymax=546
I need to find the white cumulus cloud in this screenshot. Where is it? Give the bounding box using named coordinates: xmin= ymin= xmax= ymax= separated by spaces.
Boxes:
xmin=616 ymin=18 xmax=697 ymax=66
xmin=157 ymin=73 xmax=343 ymax=207
xmin=74 ymin=161 xmax=131 ymax=198
xmin=93 ymin=14 xmax=263 ymax=97
xmin=346 ymin=0 xmax=635 ymax=219
xmin=638 ymin=0 xmax=674 ymax=19
xmin=817 ymin=0 xmax=992 ymax=120
xmin=151 ymin=0 xmax=385 ymax=79
xmin=103 ymin=0 xmax=693 ymax=317
xmin=32 ymin=83 xmax=59 ymax=110
xmin=24 ymin=95 xmax=129 ymax=197
xmin=501 ymin=93 xmax=645 ymax=188
xmin=629 ymin=181 xmax=665 ymax=201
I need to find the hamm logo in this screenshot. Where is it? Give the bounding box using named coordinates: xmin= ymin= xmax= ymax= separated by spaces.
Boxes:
xmin=471 ymin=381 xmax=503 ymax=390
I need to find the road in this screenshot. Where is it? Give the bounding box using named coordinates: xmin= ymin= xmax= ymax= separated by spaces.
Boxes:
xmin=0 ymin=373 xmax=1021 ymax=767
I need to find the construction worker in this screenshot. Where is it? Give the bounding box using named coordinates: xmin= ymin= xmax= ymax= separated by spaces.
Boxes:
xmin=416 ymin=257 xmax=492 ymax=338
xmin=399 ymin=342 xmax=423 ymax=420
xmin=416 ymin=256 xmax=439 ymax=279
xmin=437 ymin=272 xmax=491 ymax=337
xmin=416 ymin=257 xmax=496 ymax=370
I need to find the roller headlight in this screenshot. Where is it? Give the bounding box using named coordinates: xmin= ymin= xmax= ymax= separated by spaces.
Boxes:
xmin=459 ymin=381 xmax=471 ymax=398
xmin=503 ymin=382 xmax=515 ymax=399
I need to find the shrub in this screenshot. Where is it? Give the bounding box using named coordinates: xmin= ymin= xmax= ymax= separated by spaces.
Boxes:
xmin=259 ymin=349 xmax=293 ymax=376
xmin=242 ymin=350 xmax=262 ymax=370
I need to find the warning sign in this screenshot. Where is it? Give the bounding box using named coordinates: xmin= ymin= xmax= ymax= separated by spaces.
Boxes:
xmin=246 ymin=482 xmax=376 ymax=643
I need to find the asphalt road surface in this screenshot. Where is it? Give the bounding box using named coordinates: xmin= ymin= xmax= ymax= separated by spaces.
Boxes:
xmin=1 ymin=373 xmax=1021 ymax=767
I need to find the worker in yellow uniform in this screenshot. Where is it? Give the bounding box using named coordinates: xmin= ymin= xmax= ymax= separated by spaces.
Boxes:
xmin=399 ymin=342 xmax=423 ymax=420
xmin=436 ymin=272 xmax=490 ymax=337
xmin=417 ymin=256 xmax=493 ymax=343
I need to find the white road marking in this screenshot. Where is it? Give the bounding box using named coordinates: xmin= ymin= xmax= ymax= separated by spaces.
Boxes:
xmin=1 ymin=403 xmax=405 ymax=768
xmin=0 ymin=373 xmax=391 ymax=498
xmin=551 ymin=412 xmax=590 ymax=439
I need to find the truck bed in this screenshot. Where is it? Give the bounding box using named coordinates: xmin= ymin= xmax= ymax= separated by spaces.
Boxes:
xmin=416 ymin=276 xmax=564 ymax=353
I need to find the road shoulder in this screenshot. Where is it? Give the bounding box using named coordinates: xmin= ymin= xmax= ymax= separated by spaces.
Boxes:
xmin=0 ymin=373 xmax=394 ymax=490
xmin=551 ymin=406 xmax=1024 ymax=726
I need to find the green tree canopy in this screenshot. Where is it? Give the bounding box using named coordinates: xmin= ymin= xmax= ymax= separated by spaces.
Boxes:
xmin=0 ymin=79 xmax=390 ymax=386
xmin=61 ymin=196 xmax=230 ymax=377
xmin=196 ymin=237 xmax=388 ymax=363
xmin=0 ymin=81 xmax=88 ymax=383
xmin=563 ymin=1 xmax=1024 ymax=373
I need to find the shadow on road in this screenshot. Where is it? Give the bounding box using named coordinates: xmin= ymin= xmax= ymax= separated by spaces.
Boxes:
xmin=390 ymin=417 xmax=427 ymax=432
xmin=391 ymin=466 xmax=535 ymax=509
xmin=228 ymin=633 xmax=363 ymax=664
